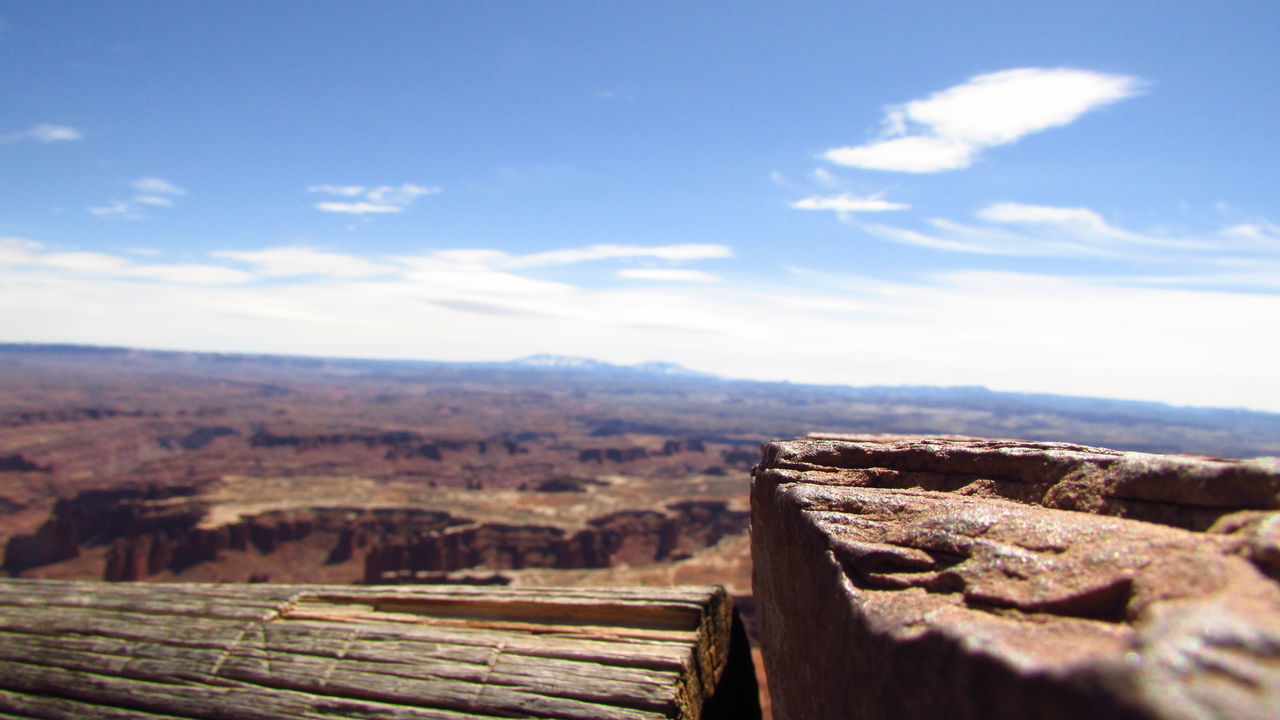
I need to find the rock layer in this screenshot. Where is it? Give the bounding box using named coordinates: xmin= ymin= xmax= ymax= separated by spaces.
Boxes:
xmin=752 ymin=435 xmax=1280 ymax=720
xmin=4 ymin=485 xmax=748 ymax=584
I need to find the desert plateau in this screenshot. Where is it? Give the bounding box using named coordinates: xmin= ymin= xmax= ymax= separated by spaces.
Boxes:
xmin=5 ymin=341 xmax=1280 ymax=605
xmin=3 ymin=344 xmax=1280 ymax=718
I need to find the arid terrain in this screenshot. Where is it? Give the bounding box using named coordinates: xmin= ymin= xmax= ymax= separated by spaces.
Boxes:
xmin=4 ymin=342 xmax=1280 ymax=599
xmin=5 ymin=344 xmax=1280 ymax=718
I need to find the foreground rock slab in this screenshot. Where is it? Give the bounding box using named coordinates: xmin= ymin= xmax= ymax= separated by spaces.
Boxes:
xmin=0 ymin=580 xmax=759 ymax=720
xmin=753 ymin=435 xmax=1280 ymax=720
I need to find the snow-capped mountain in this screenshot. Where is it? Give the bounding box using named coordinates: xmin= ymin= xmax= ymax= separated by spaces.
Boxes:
xmin=509 ymin=355 xmax=714 ymax=378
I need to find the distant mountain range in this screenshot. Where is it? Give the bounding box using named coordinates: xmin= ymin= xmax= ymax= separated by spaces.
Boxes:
xmin=506 ymin=354 xmax=715 ymax=378
xmin=3 ymin=342 xmax=1279 ymax=457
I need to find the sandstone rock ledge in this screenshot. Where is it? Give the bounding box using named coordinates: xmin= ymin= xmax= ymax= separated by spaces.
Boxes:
xmin=752 ymin=435 xmax=1280 ymax=720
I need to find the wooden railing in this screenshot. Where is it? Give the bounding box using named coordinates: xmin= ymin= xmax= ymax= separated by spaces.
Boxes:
xmin=0 ymin=580 xmax=759 ymax=719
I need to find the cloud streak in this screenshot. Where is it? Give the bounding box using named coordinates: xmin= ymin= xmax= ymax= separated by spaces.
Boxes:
xmin=211 ymin=247 xmax=394 ymax=278
xmin=88 ymin=177 xmax=186 ymax=219
xmin=823 ymin=68 xmax=1141 ymax=173
xmin=616 ymin=268 xmax=720 ymax=283
xmin=309 ymin=183 xmax=440 ymax=214
xmin=508 ymin=244 xmax=733 ymax=268
xmin=853 ymin=201 xmax=1237 ymax=260
xmin=0 ymin=237 xmax=252 ymax=284
xmin=791 ymin=193 xmax=909 ymax=213
xmin=1 ymin=124 xmax=83 ymax=143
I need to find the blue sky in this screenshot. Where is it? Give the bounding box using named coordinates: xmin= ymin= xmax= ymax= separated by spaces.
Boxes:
xmin=3 ymin=1 xmax=1279 ymax=410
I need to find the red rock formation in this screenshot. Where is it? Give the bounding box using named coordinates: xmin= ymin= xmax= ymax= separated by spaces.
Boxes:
xmin=753 ymin=435 xmax=1280 ymax=720
xmin=363 ymin=501 xmax=749 ymax=584
xmin=761 ymin=434 xmax=1280 ymax=530
xmin=5 ymin=484 xmax=749 ymax=585
xmin=0 ymin=454 xmax=49 ymax=472
xmin=3 ymin=485 xmax=204 ymax=575
xmin=0 ymin=407 xmax=159 ymax=427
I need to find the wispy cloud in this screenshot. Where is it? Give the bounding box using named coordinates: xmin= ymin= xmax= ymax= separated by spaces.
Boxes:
xmin=308 ymin=183 xmax=441 ymax=214
xmin=823 ymin=68 xmax=1141 ymax=172
xmin=211 ymin=247 xmax=394 ymax=278
xmin=88 ymin=177 xmax=186 ymax=219
xmin=203 ymin=242 xmax=729 ymax=286
xmin=809 ymin=168 xmax=841 ymax=188
xmin=0 ymin=237 xmax=252 ymax=284
xmin=133 ymin=177 xmax=186 ymax=196
xmin=131 ymin=177 xmax=186 ymax=206
xmin=88 ymin=200 xmax=139 ymax=219
xmin=134 ymin=196 xmax=174 ymax=207
xmin=4 ymin=240 xmax=1278 ymax=410
xmin=1 ymin=124 xmax=83 ymax=144
xmin=791 ymin=193 xmax=909 ymax=213
xmin=976 ymin=202 xmax=1209 ymax=250
xmin=306 ymin=185 xmax=365 ymax=197
xmin=617 ymin=268 xmax=720 ymax=283
xmin=851 ymin=201 xmax=1280 ymax=292
xmin=1219 ymin=222 xmax=1280 ymax=249
xmin=594 ymin=88 xmax=634 ymax=102
xmin=507 ymin=244 xmax=732 ymax=268
xmin=121 ymin=264 xmax=256 ymax=284
xmin=313 ymin=201 xmax=406 ymax=215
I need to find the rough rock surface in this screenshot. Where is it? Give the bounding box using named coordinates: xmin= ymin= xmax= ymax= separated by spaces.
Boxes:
xmin=753 ymin=435 xmax=1280 ymax=720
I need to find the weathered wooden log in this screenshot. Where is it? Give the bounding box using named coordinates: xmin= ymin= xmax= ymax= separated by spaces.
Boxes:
xmin=0 ymin=580 xmax=759 ymax=720
xmin=753 ymin=435 xmax=1280 ymax=720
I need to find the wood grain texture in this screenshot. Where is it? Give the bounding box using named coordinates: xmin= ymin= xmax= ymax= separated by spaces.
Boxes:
xmin=0 ymin=580 xmax=759 ymax=720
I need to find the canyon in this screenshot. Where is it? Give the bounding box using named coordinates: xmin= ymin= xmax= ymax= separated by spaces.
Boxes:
xmin=5 ymin=342 xmax=1280 ymax=595
xmin=5 ymin=343 xmax=1280 ymax=719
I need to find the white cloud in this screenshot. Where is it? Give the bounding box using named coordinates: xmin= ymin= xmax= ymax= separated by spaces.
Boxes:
xmin=122 ymin=264 xmax=255 ymax=285
xmin=309 ymin=183 xmax=441 ymax=214
xmin=824 ymin=135 xmax=976 ymax=173
xmin=87 ymin=200 xmax=138 ymax=219
xmin=307 ymin=185 xmax=366 ymax=197
xmin=3 ymin=255 xmax=1279 ymax=411
xmin=791 ymin=193 xmax=909 ymax=213
xmin=905 ymin=69 xmax=1139 ymax=145
xmin=201 ymin=242 xmax=729 ymax=291
xmin=1219 ymin=222 xmax=1280 ymax=250
xmin=37 ymin=251 xmax=133 ymax=273
xmin=395 ymin=255 xmax=575 ymax=299
xmin=0 ymin=237 xmax=43 ymax=264
xmin=366 ymin=184 xmax=438 ymax=205
xmin=1 ymin=124 xmax=83 ymax=143
xmin=211 ymin=247 xmax=393 ymax=278
xmin=0 ymin=238 xmax=252 ymax=285
xmin=132 ymin=177 xmax=186 ymax=196
xmin=1113 ymin=261 xmax=1280 ymax=291
xmin=976 ymin=202 xmax=1148 ymax=246
xmin=858 ymin=221 xmax=1024 ymax=255
xmin=810 ymin=168 xmax=841 ymax=187
xmin=510 ymin=244 xmax=733 ymax=267
xmin=858 ymin=202 xmax=1221 ymax=258
xmin=823 ymin=68 xmax=1141 ymax=173
xmin=617 ymin=268 xmax=720 ymax=283
xmin=4 ymin=229 xmax=1279 ymax=409
xmin=429 ymin=249 xmax=510 ymax=265
xmin=978 ymin=202 xmax=1108 ymax=226
xmin=978 ymin=202 xmax=1213 ymax=250
xmin=314 ymin=201 xmax=405 ymax=214
xmin=88 ymin=177 xmax=186 ymax=219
